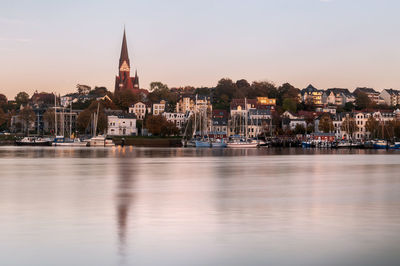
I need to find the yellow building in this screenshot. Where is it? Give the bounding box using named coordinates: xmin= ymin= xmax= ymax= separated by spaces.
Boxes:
xmin=257 ymin=97 xmax=276 ymax=106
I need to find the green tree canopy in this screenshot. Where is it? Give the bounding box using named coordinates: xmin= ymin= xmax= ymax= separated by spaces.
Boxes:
xmin=282 ymin=98 xmax=297 ymax=113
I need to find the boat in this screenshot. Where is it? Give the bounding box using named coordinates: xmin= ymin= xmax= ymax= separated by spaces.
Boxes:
xmin=87 ymin=135 xmax=114 ymax=147
xmin=373 ymin=140 xmax=388 ymax=149
xmin=211 ymin=138 xmax=227 ymax=148
xmin=15 ymin=137 xmax=53 ymax=146
xmin=53 ymin=136 xmax=87 ymax=147
xmin=227 ymin=139 xmax=259 ymax=148
xmin=195 ymin=139 xmax=211 ymax=148
xmin=227 ymin=98 xmax=259 ymax=148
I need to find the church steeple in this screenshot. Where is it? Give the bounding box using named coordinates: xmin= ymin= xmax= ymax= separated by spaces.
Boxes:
xmin=119 ymin=28 xmax=130 ymax=70
xmin=115 ymin=27 xmax=140 ymax=93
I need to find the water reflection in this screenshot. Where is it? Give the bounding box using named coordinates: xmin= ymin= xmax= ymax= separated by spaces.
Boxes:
xmin=0 ymin=147 xmax=400 ymax=266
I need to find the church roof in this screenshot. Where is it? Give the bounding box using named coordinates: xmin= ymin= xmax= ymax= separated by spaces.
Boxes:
xmin=119 ymin=29 xmax=130 ymax=68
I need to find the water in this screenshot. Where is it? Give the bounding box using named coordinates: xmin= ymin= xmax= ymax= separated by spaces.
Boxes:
xmin=0 ymin=147 xmax=400 ymax=266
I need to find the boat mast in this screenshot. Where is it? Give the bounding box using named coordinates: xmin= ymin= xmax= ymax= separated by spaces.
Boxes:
xmin=245 ymin=98 xmax=248 ymax=140
xmin=94 ymin=102 xmax=100 ymax=137
xmin=193 ymin=95 xmax=197 ymax=138
xmin=69 ymin=104 xmax=72 ymax=138
xmin=54 ymin=93 xmax=58 ymax=136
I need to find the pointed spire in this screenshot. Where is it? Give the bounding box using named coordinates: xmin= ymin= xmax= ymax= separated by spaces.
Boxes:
xmin=119 ymin=28 xmax=130 ymax=68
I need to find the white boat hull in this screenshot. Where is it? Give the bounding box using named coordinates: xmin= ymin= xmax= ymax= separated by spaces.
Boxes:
xmin=227 ymin=143 xmax=259 ymax=148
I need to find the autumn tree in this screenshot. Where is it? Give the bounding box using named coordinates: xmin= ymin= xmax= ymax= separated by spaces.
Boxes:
xmin=0 ymin=108 xmax=6 ymax=128
xmin=249 ymin=81 xmax=278 ymax=99
xmin=145 ymin=115 xmax=179 ymax=137
xmin=76 ymin=101 xmax=108 ymax=134
xmin=277 ymin=83 xmax=300 ymax=106
xmin=114 ymin=90 xmax=139 ymax=110
xmin=294 ymin=124 xmax=306 ymax=135
xmin=355 ymin=92 xmax=372 ymax=110
xmin=15 ymin=92 xmax=30 ymax=107
xmin=0 ymin=94 xmax=7 ymax=108
xmin=341 ymin=116 xmax=358 ymax=139
xmin=19 ymin=106 xmax=36 ymax=135
xmin=318 ymin=113 xmax=334 ymax=133
xmin=365 ymin=116 xmax=379 ymax=139
xmin=43 ymin=109 xmax=55 ymax=133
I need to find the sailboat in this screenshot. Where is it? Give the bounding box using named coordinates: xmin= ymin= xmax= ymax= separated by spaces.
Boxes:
xmin=227 ymin=98 xmax=259 ymax=148
xmin=87 ymin=103 xmax=114 ymax=147
xmin=193 ymin=95 xmax=211 ymax=148
xmin=52 ymin=96 xmax=86 ymax=147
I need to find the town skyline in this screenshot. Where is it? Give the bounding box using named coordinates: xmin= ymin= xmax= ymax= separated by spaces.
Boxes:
xmin=1 ymin=0 xmax=400 ymax=98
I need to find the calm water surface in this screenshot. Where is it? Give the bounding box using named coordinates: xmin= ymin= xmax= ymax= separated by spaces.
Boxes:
xmin=0 ymin=147 xmax=400 ymax=266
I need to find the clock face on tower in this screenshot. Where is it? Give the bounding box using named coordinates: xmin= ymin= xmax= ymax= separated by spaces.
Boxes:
xmin=120 ymin=61 xmax=130 ymax=72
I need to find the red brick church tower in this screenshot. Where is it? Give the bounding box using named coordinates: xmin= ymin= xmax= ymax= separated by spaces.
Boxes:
xmin=114 ymin=29 xmax=140 ymax=93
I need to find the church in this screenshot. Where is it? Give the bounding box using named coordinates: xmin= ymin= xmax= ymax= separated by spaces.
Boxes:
xmin=114 ymin=29 xmax=147 ymax=96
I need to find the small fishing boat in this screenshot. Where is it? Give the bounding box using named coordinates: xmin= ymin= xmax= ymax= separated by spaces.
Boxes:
xmin=15 ymin=137 xmax=53 ymax=146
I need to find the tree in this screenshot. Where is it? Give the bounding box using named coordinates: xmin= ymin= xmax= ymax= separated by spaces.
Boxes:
xmin=318 ymin=114 xmax=334 ymax=133
xmin=114 ymin=90 xmax=139 ymax=110
xmin=294 ymin=124 xmax=306 ymax=135
xmin=365 ymin=116 xmax=379 ymax=139
xmin=76 ymin=101 xmax=108 ymax=134
xmin=43 ymin=109 xmax=55 ymax=134
xmin=76 ymin=84 xmax=91 ymax=95
xmin=343 ymin=102 xmax=355 ymax=112
xmin=145 ymin=115 xmax=179 ymax=137
xmin=19 ymin=106 xmax=36 ymax=135
xmin=355 ymin=92 xmax=372 ymax=110
xmin=0 ymin=108 xmax=6 ymax=128
xmin=282 ymin=98 xmax=297 ymax=113
xmin=88 ymin=86 xmax=108 ymax=97
xmin=249 ymin=81 xmax=278 ymax=99
xmin=341 ymin=116 xmax=358 ymax=139
xmin=213 ymin=78 xmax=237 ymax=110
xmin=15 ymin=92 xmax=30 ymax=107
xmin=277 ymin=83 xmax=300 ymax=106
xmin=0 ymin=94 xmax=7 ymax=107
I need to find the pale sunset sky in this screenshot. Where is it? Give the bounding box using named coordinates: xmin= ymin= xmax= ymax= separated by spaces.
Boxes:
xmin=0 ymin=0 xmax=399 ymax=98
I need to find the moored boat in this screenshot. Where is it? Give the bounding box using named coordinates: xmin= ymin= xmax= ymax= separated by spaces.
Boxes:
xmin=15 ymin=137 xmax=53 ymax=146
xmin=211 ymin=139 xmax=227 ymax=148
xmin=195 ymin=140 xmax=211 ymax=148
xmin=87 ymin=135 xmax=114 ymax=147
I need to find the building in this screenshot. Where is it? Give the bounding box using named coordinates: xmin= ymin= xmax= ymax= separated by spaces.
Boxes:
xmin=323 ymin=88 xmax=355 ymax=106
xmin=107 ymin=113 xmax=137 ymax=136
xmin=163 ymin=112 xmax=187 ymax=130
xmin=354 ymin=87 xmax=384 ymax=105
xmin=210 ymin=110 xmax=229 ymax=138
xmin=152 ymin=100 xmax=166 ymax=115
xmin=257 ymin=97 xmax=276 ymax=106
xmin=129 ymin=102 xmax=147 ymax=120
xmin=301 ymin=84 xmax=323 ymax=106
xmin=175 ymin=95 xmax=212 ymax=114
xmin=114 ymin=29 xmax=148 ymax=97
xmin=380 ymin=89 xmax=400 ymax=107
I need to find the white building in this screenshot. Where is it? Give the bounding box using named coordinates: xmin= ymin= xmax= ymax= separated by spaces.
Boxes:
xmin=380 ymin=89 xmax=400 ymax=107
xmin=129 ymin=102 xmax=147 ymax=120
xmin=163 ymin=112 xmax=187 ymax=129
xmin=107 ymin=113 xmax=137 ymax=136
xmin=153 ymin=100 xmax=166 ymax=115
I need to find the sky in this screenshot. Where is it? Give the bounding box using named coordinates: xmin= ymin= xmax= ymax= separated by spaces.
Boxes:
xmin=0 ymin=0 xmax=399 ymax=99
